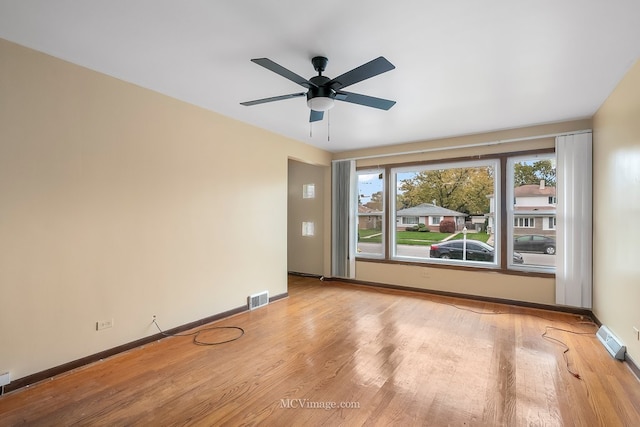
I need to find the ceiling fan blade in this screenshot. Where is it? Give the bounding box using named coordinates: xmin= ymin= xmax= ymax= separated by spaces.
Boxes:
xmin=251 ymin=58 xmax=316 ymax=89
xmin=240 ymin=92 xmax=305 ymax=106
xmin=335 ymin=91 xmax=396 ymax=110
xmin=328 ymin=56 xmax=395 ymax=90
xmin=310 ymin=110 xmax=324 ymax=122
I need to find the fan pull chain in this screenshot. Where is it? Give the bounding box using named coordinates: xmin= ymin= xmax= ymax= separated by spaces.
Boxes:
xmin=327 ymin=109 xmax=330 ymax=142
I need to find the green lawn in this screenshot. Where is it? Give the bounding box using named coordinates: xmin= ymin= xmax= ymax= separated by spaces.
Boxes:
xmin=449 ymin=232 xmax=490 ymax=243
xmin=358 ymin=229 xmax=382 ymax=239
xmin=396 ymin=231 xmax=453 ymax=245
xmin=358 ymin=229 xmax=491 ymax=245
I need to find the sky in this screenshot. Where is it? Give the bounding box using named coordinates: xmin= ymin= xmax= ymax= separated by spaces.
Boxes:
xmin=358 ymin=171 xmax=415 ymax=204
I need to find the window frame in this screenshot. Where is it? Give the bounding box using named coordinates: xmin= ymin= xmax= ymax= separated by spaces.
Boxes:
xmin=356 ymin=168 xmax=386 ymax=259
xmin=354 ymin=148 xmax=556 ymax=278
xmin=506 ymin=153 xmax=557 ymax=274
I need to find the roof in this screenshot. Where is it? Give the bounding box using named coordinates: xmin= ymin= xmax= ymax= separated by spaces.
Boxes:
xmin=358 ymin=205 xmax=382 ymax=214
xmin=515 ymin=184 xmax=556 ymax=197
xmin=396 ymin=203 xmax=466 ymax=217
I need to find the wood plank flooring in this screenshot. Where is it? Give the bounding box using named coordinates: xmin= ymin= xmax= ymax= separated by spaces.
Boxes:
xmin=1 ymin=275 xmax=639 ymax=426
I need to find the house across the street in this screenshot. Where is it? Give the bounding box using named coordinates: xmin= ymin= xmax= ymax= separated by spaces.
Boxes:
xmin=487 ymin=180 xmax=556 ymax=237
xmin=357 ymin=204 xmax=383 ymax=230
xmin=395 ymin=203 xmax=466 ymax=231
xmin=513 ymin=180 xmax=556 ymax=236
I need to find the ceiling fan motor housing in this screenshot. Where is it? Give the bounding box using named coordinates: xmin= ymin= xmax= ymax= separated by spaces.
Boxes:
xmin=307 ymin=75 xmax=335 ymax=100
xmin=307 ymin=74 xmax=336 ymax=111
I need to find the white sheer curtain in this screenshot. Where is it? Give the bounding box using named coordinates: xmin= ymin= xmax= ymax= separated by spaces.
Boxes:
xmin=556 ymin=132 xmax=593 ymax=308
xmin=331 ymin=160 xmax=356 ymax=278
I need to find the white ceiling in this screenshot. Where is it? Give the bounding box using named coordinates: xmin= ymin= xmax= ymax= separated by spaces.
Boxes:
xmin=1 ymin=1 xmax=639 ymax=153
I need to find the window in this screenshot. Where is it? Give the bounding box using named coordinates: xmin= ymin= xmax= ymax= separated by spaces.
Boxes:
xmin=357 ymin=169 xmax=384 ymax=258
xmin=391 ymin=160 xmax=498 ymax=266
xmin=508 ymin=154 xmax=556 ymax=272
xmin=353 ymin=150 xmax=557 ymax=275
xmin=302 ymin=222 xmax=315 ymax=236
xmin=514 ymin=217 xmax=535 ymax=228
xmin=302 ymin=184 xmax=315 ymax=199
xmin=402 ymin=216 xmax=419 ymax=225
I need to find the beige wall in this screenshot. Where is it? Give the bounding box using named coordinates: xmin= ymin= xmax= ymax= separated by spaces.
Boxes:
xmin=287 ymin=160 xmax=327 ymax=276
xmin=335 ymin=120 xmax=592 ymax=305
xmin=0 ymin=38 xmax=330 ymax=381
xmin=356 ymin=262 xmax=555 ymax=304
xmin=334 ymin=119 xmax=592 ymax=164
xmin=593 ymin=60 xmax=640 ymax=363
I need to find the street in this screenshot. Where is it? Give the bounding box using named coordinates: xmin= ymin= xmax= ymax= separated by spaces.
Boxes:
xmin=357 ymin=242 xmax=555 ymax=266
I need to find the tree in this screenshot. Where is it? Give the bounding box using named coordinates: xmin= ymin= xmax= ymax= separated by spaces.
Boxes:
xmin=514 ymin=160 xmax=556 ymax=187
xmin=397 ymin=166 xmax=493 ymax=214
xmin=365 ymin=191 xmax=383 ymax=211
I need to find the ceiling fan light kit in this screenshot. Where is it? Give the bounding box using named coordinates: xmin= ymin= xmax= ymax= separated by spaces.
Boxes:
xmin=307 ymin=96 xmax=335 ymax=112
xmin=241 ymin=55 xmax=396 ymax=123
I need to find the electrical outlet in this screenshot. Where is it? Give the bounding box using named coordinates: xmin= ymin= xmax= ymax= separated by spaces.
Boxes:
xmin=0 ymin=372 xmax=10 ymax=387
xmin=96 ymin=319 xmax=114 ymax=331
xmin=634 ymin=326 xmax=639 ymax=341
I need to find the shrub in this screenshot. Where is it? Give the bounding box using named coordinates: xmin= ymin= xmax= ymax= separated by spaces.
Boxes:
xmin=439 ymin=219 xmax=456 ymax=233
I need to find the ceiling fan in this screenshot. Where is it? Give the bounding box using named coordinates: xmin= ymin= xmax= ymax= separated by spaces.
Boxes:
xmin=240 ymin=56 xmax=396 ymax=122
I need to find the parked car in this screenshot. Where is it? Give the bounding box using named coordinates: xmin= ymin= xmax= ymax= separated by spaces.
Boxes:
xmin=429 ymin=240 xmax=524 ymax=264
xmin=513 ymin=234 xmax=556 ymax=255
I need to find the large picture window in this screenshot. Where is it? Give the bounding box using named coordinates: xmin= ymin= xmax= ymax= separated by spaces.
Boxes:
xmin=402 ymin=216 xmax=419 ymax=225
xmin=391 ymin=160 xmax=499 ymax=266
xmin=354 ymin=150 xmax=558 ymax=275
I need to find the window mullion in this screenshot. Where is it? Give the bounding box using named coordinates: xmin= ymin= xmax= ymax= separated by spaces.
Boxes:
xmin=500 ymin=157 xmax=508 ymax=268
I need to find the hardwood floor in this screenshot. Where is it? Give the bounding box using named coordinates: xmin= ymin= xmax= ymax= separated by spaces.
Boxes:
xmin=1 ymin=275 xmax=639 ymax=426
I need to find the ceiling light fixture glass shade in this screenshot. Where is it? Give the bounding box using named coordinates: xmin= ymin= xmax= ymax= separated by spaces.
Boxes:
xmin=307 ymin=96 xmax=335 ymax=111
